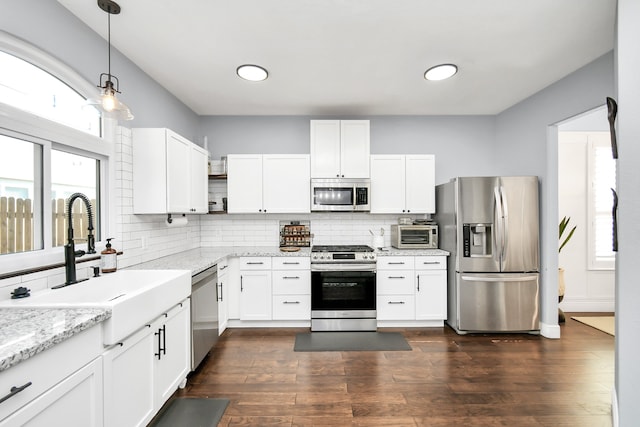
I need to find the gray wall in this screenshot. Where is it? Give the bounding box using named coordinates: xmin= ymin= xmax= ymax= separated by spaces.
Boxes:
xmin=200 ymin=115 xmax=496 ymax=185
xmin=616 ymin=0 xmax=640 ymax=423
xmin=1 ymin=0 xmax=200 ymax=141
xmin=493 ymin=52 xmax=614 ymax=334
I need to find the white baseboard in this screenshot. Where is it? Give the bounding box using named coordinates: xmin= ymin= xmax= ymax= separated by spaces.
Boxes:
xmin=560 ymin=299 xmax=615 ymax=312
xmin=540 ymin=322 xmax=561 ymax=339
xmin=612 ymin=387 xmax=619 ymax=427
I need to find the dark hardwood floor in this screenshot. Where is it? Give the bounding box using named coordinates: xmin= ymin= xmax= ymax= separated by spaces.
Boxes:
xmin=178 ymin=315 xmax=614 ymax=426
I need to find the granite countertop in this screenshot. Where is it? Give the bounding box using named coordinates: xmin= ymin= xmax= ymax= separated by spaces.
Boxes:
xmin=0 ymin=307 xmax=111 ymax=372
xmin=376 ymin=247 xmax=450 ymax=256
xmin=130 ymin=246 xmax=311 ymax=276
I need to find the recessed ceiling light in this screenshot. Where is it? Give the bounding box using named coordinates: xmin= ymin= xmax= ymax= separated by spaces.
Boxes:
xmin=424 ymin=64 xmax=458 ymax=81
xmin=236 ymin=64 xmax=268 ymax=82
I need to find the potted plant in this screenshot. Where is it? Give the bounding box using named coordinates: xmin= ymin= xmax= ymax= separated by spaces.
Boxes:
xmin=558 ymin=216 xmax=576 ymax=323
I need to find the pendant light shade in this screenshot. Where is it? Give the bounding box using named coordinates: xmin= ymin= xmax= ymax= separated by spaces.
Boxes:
xmin=85 ymin=0 xmax=134 ymax=121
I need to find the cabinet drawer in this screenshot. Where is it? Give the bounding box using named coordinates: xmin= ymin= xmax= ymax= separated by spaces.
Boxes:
xmin=240 ymin=257 xmax=272 ymax=270
xmin=377 ymin=271 xmax=414 ymax=295
xmin=377 ymin=295 xmax=415 ymax=320
xmin=0 ymin=326 xmax=102 ymax=422
xmin=272 ymin=270 xmax=310 ymax=295
xmin=415 ymin=256 xmax=446 ymax=270
xmin=272 ymin=257 xmax=310 ymax=270
xmin=377 ymin=256 xmax=415 ymax=270
xmin=272 ymin=295 xmax=311 ymax=320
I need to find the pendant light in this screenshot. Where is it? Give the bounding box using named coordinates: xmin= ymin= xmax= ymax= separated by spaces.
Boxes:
xmin=85 ymin=0 xmax=134 ymax=121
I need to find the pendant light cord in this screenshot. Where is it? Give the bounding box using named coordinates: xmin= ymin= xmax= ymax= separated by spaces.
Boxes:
xmin=107 ymin=5 xmax=112 ymax=82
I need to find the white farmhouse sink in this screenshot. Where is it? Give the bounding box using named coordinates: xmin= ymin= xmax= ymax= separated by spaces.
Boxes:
xmin=0 ymin=270 xmax=191 ymax=345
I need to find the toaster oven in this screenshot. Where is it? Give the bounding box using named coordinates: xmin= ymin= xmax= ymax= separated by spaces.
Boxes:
xmin=391 ymin=224 xmax=438 ymax=249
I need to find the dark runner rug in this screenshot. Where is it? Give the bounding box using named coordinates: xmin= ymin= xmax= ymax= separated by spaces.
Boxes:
xmin=294 ymin=331 xmax=412 ymax=351
xmin=150 ymin=397 xmax=229 ymax=427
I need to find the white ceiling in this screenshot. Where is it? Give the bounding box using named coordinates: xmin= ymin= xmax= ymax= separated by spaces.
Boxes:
xmin=58 ymin=0 xmax=615 ymax=116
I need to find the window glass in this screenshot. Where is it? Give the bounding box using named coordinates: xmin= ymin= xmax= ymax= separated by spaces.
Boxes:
xmin=0 ymin=135 xmax=43 ymax=254
xmin=589 ymin=139 xmax=616 ymax=269
xmin=0 ymin=51 xmax=101 ymax=136
xmin=51 ymin=150 xmax=100 ymax=247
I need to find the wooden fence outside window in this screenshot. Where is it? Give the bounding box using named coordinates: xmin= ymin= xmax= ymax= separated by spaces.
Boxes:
xmin=0 ymin=197 xmax=96 ymax=255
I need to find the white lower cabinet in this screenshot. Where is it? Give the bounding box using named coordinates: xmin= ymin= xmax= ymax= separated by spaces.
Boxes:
xmin=415 ymin=256 xmax=447 ymax=321
xmin=239 ymin=257 xmax=272 ymax=321
xmin=102 ymin=299 xmax=190 ymax=427
xmin=0 ymin=326 xmax=103 ymax=427
xmin=102 ymin=326 xmax=154 ymax=427
xmin=377 ymin=255 xmax=447 ymax=324
xmin=217 ymin=259 xmax=230 ymax=335
xmin=152 ymin=301 xmax=190 ymax=407
xmin=2 ymin=357 xmax=103 ymax=427
xmin=272 ymin=257 xmax=311 ymax=320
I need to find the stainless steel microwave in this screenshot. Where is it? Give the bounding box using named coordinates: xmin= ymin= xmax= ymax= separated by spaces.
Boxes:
xmin=391 ymin=224 xmax=438 ymax=249
xmin=311 ymin=178 xmax=370 ymax=212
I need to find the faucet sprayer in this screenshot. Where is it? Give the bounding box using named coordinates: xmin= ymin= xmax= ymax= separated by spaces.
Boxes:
xmin=55 ymin=193 xmax=96 ymax=288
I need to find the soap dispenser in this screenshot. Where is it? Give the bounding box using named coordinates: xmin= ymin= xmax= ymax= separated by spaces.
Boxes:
xmin=101 ymin=238 xmax=117 ymax=273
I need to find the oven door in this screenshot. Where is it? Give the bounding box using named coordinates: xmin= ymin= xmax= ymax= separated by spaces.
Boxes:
xmin=311 ymin=264 xmax=376 ymax=312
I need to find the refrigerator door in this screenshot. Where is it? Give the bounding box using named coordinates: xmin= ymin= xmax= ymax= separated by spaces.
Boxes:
xmin=456 ymin=177 xmax=501 ymax=273
xmin=498 ymin=176 xmax=540 ymax=272
xmin=455 ymin=272 xmax=540 ymax=332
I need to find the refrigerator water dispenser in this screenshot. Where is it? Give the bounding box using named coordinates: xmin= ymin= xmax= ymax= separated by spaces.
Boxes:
xmin=463 ymin=224 xmax=492 ymax=257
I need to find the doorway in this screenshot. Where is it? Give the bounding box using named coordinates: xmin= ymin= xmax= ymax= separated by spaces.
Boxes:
xmin=557 ymin=106 xmax=616 ymax=314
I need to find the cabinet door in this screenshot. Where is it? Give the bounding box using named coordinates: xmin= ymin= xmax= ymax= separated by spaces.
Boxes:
xmin=227 ymin=154 xmax=263 ymax=213
xmin=310 ymin=120 xmax=341 ymax=178
xmin=218 ymin=270 xmax=229 ymax=335
xmin=415 ymin=270 xmax=447 ymax=320
xmin=263 ymin=154 xmax=310 ymax=213
xmin=240 ymin=270 xmax=272 ymax=321
xmin=3 ymin=358 xmax=103 ymax=427
xmin=190 ymin=144 xmax=209 ymax=213
xmin=340 ymin=120 xmax=370 ymax=178
xmin=103 ymin=326 xmax=155 ymax=427
xmin=405 ymin=154 xmax=435 ymax=214
xmin=154 ymin=302 xmax=190 ymax=408
xmin=166 ymin=131 xmax=192 ymax=213
xmin=370 ymin=155 xmax=406 ymax=213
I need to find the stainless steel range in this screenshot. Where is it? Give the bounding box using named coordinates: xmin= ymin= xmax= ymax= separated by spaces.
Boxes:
xmin=310 ymin=245 xmax=377 ymax=331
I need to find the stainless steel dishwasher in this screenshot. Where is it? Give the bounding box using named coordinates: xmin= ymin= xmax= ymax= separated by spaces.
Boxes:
xmin=191 ymin=265 xmax=219 ymax=371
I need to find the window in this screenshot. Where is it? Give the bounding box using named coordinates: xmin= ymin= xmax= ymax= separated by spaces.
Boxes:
xmin=0 ymin=33 xmax=110 ymax=271
xmin=588 ymin=137 xmax=616 ymax=270
xmin=0 ymin=51 xmax=101 ymax=136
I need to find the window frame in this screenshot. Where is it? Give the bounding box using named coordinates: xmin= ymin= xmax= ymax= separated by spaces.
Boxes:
xmin=0 ymin=32 xmax=112 ymax=274
xmin=587 ymin=135 xmax=616 ymax=271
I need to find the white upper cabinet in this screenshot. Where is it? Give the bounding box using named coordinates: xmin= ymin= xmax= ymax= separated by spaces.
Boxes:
xmin=227 ymin=154 xmax=310 ymax=214
xmin=132 ymin=128 xmax=208 ymax=214
xmin=370 ymin=154 xmax=435 ymax=214
xmin=310 ymin=120 xmax=370 ymax=178
xmin=263 ymin=154 xmax=311 ymax=213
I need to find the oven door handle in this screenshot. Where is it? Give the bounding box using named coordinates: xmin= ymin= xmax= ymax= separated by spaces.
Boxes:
xmin=311 ymin=263 xmax=376 ymax=272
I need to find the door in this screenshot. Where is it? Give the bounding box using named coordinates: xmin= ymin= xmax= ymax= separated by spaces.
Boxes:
xmin=240 ymin=270 xmax=272 ymax=320
xmin=310 ymin=120 xmax=341 ymax=178
xmin=405 ymin=155 xmax=435 ymax=213
xmin=456 ymin=176 xmax=501 ymax=273
xmin=189 ymin=144 xmax=208 ymax=213
xmin=499 ymin=176 xmax=539 ymax=272
xmin=166 ymin=131 xmax=191 ymax=213
xmin=227 ymin=154 xmax=263 ymax=213
xmin=154 ymin=303 xmax=190 ymax=406
xmin=457 ymin=272 xmax=540 ymax=332
xmin=263 ymin=154 xmax=310 ymax=213
xmin=340 ymin=120 xmax=370 ymax=178
xmin=370 ymin=155 xmax=405 ymax=213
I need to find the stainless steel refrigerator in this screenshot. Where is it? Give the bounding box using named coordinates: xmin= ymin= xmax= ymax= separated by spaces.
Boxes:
xmin=435 ymin=176 xmax=540 ymax=334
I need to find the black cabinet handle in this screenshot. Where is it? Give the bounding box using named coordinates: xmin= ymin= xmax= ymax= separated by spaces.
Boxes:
xmin=240 ymin=276 xmax=243 ymax=292
xmin=388 ymin=276 xmax=405 ymax=279
xmin=388 ymin=301 xmax=406 ymax=304
xmin=283 ymin=301 xmax=301 ymax=304
xmin=0 ymin=382 xmax=32 ymax=404
xmin=282 ymin=276 xmax=300 ymax=280
xmin=161 ymin=325 xmax=167 ymax=356
xmin=154 ymin=328 xmax=162 ymax=360
xmin=417 ymin=275 xmax=421 ymax=292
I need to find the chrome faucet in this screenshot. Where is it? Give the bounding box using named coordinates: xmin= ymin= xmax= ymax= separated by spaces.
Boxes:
xmin=59 ymin=193 xmax=96 ymax=287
